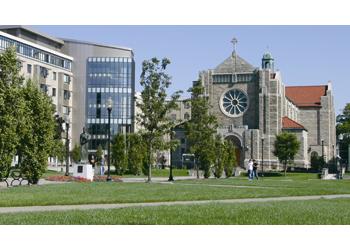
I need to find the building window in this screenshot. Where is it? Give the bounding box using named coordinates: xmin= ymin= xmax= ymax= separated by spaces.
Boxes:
xmin=40 ymin=84 xmax=48 ymax=93
xmin=181 ymin=138 xmax=186 ymax=144
xmin=184 ymin=113 xmax=190 ymax=120
xmin=52 ymin=88 xmax=56 ymax=97
xmin=27 ymin=64 xmax=32 ymax=74
xmin=220 ymin=89 xmax=249 ymax=117
xmin=40 ymin=66 xmax=48 ymax=78
xmin=64 ymin=90 xmax=71 ymax=100
xmin=53 ymin=72 xmax=57 ymax=80
xmin=0 ymin=35 xmax=72 ymax=71
xmin=63 ymin=74 xmax=71 ymax=84
xmin=63 ymin=106 xmax=70 ymax=115
xmin=184 ymin=101 xmax=190 ymax=109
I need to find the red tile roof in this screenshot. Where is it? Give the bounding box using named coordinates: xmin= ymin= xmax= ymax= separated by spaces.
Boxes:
xmin=285 ymin=85 xmax=327 ymax=107
xmin=282 ymin=116 xmax=306 ymax=130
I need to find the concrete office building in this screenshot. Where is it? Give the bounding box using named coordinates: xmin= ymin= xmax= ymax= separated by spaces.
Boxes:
xmin=0 ymin=26 xmax=74 ymax=155
xmin=62 ymin=39 xmax=135 ymax=152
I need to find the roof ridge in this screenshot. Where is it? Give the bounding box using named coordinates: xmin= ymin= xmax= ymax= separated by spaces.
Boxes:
xmin=286 ymin=84 xmax=327 ymax=88
xmin=282 ymin=116 xmax=306 ymax=130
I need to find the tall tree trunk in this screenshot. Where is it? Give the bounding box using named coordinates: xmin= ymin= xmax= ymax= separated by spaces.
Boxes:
xmin=196 ymin=157 xmax=199 ymax=179
xmin=284 ymin=161 xmax=287 ymax=176
xmin=148 ymin=143 xmax=152 ymax=182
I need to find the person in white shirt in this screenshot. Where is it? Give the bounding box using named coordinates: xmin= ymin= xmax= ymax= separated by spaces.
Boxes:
xmin=247 ymin=159 xmax=253 ymax=180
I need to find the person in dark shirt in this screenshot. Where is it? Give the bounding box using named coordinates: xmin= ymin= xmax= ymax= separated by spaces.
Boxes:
xmin=252 ymin=159 xmax=259 ymax=180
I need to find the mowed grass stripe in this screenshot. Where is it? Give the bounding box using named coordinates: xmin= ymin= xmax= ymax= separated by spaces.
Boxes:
xmin=1 ymin=198 xmax=350 ymax=224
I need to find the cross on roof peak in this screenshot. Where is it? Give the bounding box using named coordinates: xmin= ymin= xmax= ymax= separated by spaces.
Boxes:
xmin=231 ymin=37 xmax=238 ymax=54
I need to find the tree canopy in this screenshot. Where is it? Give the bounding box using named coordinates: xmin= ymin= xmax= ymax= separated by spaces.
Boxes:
xmin=137 ymin=57 xmax=182 ymax=182
xmin=336 ymin=103 xmax=350 ymax=163
xmin=273 ymin=132 xmax=300 ymax=176
xmin=184 ymin=80 xmax=218 ymax=178
xmin=0 ymin=47 xmax=58 ymax=183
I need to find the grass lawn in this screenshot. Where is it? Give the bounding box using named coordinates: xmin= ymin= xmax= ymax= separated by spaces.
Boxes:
xmin=1 ymin=173 xmax=350 ymax=207
xmin=0 ymin=198 xmax=349 ymax=224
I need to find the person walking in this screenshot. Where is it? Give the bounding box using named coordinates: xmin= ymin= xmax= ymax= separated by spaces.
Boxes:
xmin=253 ymin=159 xmax=259 ymax=180
xmin=247 ymin=159 xmax=253 ymax=180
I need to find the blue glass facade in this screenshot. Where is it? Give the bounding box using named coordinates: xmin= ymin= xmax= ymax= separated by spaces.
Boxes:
xmin=86 ymin=57 xmax=134 ymax=150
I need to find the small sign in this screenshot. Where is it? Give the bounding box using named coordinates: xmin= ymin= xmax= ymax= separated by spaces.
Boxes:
xmin=77 ymin=165 xmax=83 ymax=173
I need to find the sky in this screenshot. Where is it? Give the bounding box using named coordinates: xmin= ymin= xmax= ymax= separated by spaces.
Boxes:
xmin=35 ymin=25 xmax=350 ymax=114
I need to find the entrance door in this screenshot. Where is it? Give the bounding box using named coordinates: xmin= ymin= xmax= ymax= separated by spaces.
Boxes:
xmin=225 ymin=135 xmax=243 ymax=168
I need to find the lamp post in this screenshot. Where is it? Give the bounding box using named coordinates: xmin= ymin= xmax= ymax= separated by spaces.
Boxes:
xmin=321 ymin=139 xmax=325 ymax=169
xmin=106 ymin=97 xmax=113 ymax=182
xmin=337 ymin=134 xmax=349 ymax=179
xmin=332 ymin=144 xmax=335 ymax=169
xmin=261 ymin=135 xmax=264 ymax=177
xmin=64 ymin=113 xmax=70 ymax=176
xmin=168 ymin=157 xmax=174 ymax=182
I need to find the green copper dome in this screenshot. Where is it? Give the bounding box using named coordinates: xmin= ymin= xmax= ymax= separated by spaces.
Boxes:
xmin=262 ymin=52 xmax=273 ymax=60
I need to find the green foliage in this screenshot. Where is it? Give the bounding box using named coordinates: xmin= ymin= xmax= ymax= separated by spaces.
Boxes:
xmin=52 ymin=140 xmax=66 ymax=164
xmin=71 ymin=144 xmax=81 ymax=164
xmin=18 ymin=79 xmax=56 ymax=184
xmin=273 ymin=132 xmax=301 ymax=176
xmin=127 ymin=133 xmax=145 ymax=175
xmin=95 ymin=144 xmax=104 ymax=166
xmin=336 ymin=103 xmax=350 ymax=162
xmin=0 ymin=47 xmax=57 ymax=183
xmin=185 ymin=80 xmax=218 ymax=178
xmin=310 ymin=152 xmax=325 ymax=171
xmin=224 ymin=140 xmax=236 ymax=178
xmin=137 ymin=57 xmax=182 ymax=181
xmin=213 ymin=135 xmax=225 ymax=178
xmin=0 ymin=47 xmax=25 ymax=179
xmin=111 ymin=133 xmax=127 ymax=175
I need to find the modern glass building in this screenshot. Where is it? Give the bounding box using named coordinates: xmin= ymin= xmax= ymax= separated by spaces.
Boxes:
xmin=86 ymin=57 xmax=134 ymax=150
xmin=62 ymin=39 xmax=135 ymax=151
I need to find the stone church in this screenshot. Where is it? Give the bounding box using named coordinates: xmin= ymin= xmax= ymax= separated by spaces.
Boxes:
xmin=172 ymin=41 xmax=336 ymax=170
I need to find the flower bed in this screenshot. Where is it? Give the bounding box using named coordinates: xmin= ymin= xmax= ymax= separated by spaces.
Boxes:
xmin=45 ymin=175 xmax=123 ymax=183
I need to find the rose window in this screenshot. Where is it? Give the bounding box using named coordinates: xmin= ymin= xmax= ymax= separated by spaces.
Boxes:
xmin=220 ymin=89 xmax=249 ymax=117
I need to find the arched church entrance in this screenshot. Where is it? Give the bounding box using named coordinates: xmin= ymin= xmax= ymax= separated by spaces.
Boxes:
xmin=225 ymin=135 xmax=244 ymax=168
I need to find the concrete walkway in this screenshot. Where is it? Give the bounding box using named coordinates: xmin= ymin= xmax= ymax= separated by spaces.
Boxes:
xmin=1 ymin=194 xmax=350 ymax=214
xmin=120 ymin=176 xmax=199 ymax=182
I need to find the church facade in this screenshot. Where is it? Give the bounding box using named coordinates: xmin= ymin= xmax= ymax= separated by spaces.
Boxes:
xmin=172 ymin=45 xmax=336 ymax=170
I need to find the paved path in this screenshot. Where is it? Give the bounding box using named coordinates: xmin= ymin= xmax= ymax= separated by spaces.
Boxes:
xmin=120 ymin=176 xmax=199 ymax=182
xmin=0 ymin=179 xmax=65 ymax=188
xmin=1 ymin=194 xmax=350 ymax=214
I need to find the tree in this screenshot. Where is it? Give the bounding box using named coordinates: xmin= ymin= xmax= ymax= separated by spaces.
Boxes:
xmin=18 ymin=79 xmax=57 ymax=184
xmin=52 ymin=139 xmax=66 ymax=165
xmin=52 ymin=115 xmax=65 ymax=165
xmin=127 ymin=133 xmax=145 ymax=175
xmin=224 ymin=140 xmax=236 ymax=178
xmin=0 ymin=47 xmax=25 ymax=179
xmin=213 ymin=135 xmax=225 ymax=178
xmin=336 ymin=103 xmax=350 ymax=164
xmin=111 ymin=133 xmax=127 ymax=175
xmin=184 ymin=80 xmax=218 ymax=178
xmin=71 ymin=144 xmax=81 ymax=163
xmin=273 ymin=132 xmax=300 ymax=176
xmin=137 ymin=57 xmax=182 ymax=182
xmin=310 ymin=152 xmax=325 ymax=171
xmin=95 ymin=144 xmax=104 ymax=166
